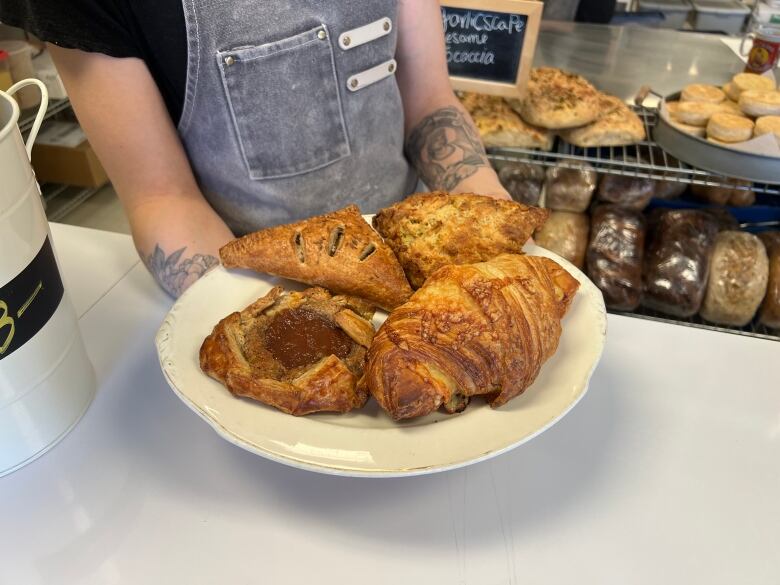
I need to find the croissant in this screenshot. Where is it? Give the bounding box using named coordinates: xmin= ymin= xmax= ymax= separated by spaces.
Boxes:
xmin=200 ymin=287 xmax=375 ymax=416
xmin=361 ymin=254 xmax=579 ymax=420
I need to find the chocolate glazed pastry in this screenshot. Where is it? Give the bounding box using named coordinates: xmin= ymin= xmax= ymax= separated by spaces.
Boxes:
xmin=361 ymin=254 xmax=579 ymax=421
xmin=200 ymin=287 xmax=375 ymax=416
xmin=586 ymin=205 xmax=645 ymax=311
xmin=642 ymin=209 xmax=719 ymax=317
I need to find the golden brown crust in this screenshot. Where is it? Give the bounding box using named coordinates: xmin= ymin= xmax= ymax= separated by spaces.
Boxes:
xmin=458 ymin=92 xmax=554 ymax=150
xmin=559 ymin=94 xmax=645 ymax=147
xmin=680 ymin=84 xmax=726 ymax=104
xmin=200 ymin=287 xmax=374 ymax=416
xmin=517 ymin=67 xmax=601 ymax=129
xmin=219 ymin=205 xmax=412 ymax=311
xmin=361 ymin=254 xmax=580 ymax=420
xmin=373 ymin=192 xmax=550 ymax=289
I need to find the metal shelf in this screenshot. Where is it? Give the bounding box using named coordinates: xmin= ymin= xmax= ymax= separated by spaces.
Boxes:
xmin=18 ymin=98 xmax=72 ymax=134
xmin=488 ymin=105 xmax=780 ymax=196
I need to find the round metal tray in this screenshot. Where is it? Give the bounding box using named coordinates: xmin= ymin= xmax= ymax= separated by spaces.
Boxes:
xmin=651 ymin=91 xmax=780 ymax=184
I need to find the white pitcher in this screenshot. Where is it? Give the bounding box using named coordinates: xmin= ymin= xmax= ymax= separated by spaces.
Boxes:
xmin=0 ymin=79 xmax=96 ymax=477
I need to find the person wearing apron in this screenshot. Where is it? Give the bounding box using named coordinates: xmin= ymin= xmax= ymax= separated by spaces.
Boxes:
xmin=27 ymin=1 xmax=511 ymax=297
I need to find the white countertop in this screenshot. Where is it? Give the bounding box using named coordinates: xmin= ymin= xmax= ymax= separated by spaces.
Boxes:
xmin=1 ymin=223 xmax=779 ymax=584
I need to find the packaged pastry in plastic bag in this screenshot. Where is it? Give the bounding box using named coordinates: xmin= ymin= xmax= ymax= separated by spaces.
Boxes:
xmin=545 ymin=164 xmax=598 ymax=212
xmin=758 ymin=231 xmax=780 ymax=329
xmin=498 ymin=163 xmax=545 ymax=206
xmin=586 ymin=205 xmax=645 ymax=310
xmin=642 ymin=209 xmax=719 ymax=317
xmin=652 ymin=180 xmax=687 ymax=200
xmin=597 ymin=171 xmax=655 ymax=211
xmin=534 ymin=211 xmax=590 ymax=269
xmin=691 ymin=179 xmax=755 ymax=207
xmin=700 ymin=231 xmax=769 ymax=326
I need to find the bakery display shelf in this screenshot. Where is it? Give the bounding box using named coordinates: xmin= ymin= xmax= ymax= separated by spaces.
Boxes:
xmin=18 ymin=98 xmax=71 ymax=134
xmin=42 ymin=183 xmax=100 ymax=222
xmin=610 ymin=307 xmax=780 ymax=342
xmin=488 ymin=106 xmax=780 ymax=197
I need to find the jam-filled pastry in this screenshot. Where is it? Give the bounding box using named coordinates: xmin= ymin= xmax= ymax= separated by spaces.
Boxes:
xmin=219 ymin=205 xmax=412 ymax=311
xmin=373 ymin=192 xmax=549 ymax=289
xmin=361 ymin=254 xmax=579 ymax=420
xmin=200 ymin=287 xmax=375 ymax=416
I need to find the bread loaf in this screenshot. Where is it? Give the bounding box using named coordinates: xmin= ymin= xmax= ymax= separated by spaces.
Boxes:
xmin=597 ymin=172 xmax=655 ymax=211
xmin=545 ymin=164 xmax=598 ymax=212
xmin=700 ymin=231 xmax=769 ymax=326
xmin=642 ymin=210 xmax=719 ymax=317
xmin=534 ymin=211 xmax=590 ymax=269
xmin=758 ymin=232 xmax=780 ymax=329
xmin=586 ymin=205 xmax=645 ymax=310
xmin=498 ymin=163 xmax=545 ymax=206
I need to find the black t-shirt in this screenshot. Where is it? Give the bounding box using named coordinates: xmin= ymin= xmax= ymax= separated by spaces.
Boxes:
xmin=0 ymin=0 xmax=188 ymax=124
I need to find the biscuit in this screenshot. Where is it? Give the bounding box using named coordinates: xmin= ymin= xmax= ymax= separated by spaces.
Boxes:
xmin=723 ymin=81 xmax=741 ymax=102
xmin=681 ymin=84 xmax=726 ymax=104
xmin=706 ymin=112 xmax=754 ymax=142
xmin=754 ymin=115 xmax=780 ymax=144
xmin=666 ymin=100 xmax=681 ymax=118
xmin=732 ymin=72 xmax=776 ymax=93
xmin=514 ymin=67 xmax=601 ymax=129
xmin=739 ymin=90 xmax=780 ymax=117
xmin=669 ymin=117 xmax=707 ymax=137
xmin=675 ymin=101 xmax=723 ymax=126
xmin=706 ymin=136 xmax=732 ymax=146
xmin=719 ymin=100 xmax=747 ymax=117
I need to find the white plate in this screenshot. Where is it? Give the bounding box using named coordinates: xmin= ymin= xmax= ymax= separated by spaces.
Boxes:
xmin=155 ymin=239 xmax=607 ymax=477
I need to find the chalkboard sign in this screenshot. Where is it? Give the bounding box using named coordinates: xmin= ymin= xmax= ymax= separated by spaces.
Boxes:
xmin=441 ymin=0 xmax=542 ymax=98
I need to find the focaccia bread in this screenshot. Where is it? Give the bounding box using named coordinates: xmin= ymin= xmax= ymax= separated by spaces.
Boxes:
xmin=534 ymin=211 xmax=590 ymax=269
xmin=559 ymin=94 xmax=646 ymax=147
xmin=758 ymin=232 xmax=780 ymax=329
xmin=200 ymin=287 xmax=375 ymax=416
xmin=511 ymin=67 xmax=601 ymax=129
xmin=361 ymin=254 xmax=579 ymax=420
xmin=586 ymin=205 xmax=646 ymax=311
xmin=372 ymin=192 xmax=549 ymax=289
xmin=700 ymin=231 xmax=769 ymax=326
xmin=458 ymin=92 xmax=554 ymax=150
xmin=642 ymin=209 xmax=719 ymax=317
xmin=220 ymin=205 xmax=412 ymax=311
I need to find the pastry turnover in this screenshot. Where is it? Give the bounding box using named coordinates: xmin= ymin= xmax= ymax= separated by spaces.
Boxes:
xmin=373 ymin=192 xmax=550 ymax=289
xmin=361 ymin=254 xmax=580 ymax=420
xmin=200 ymin=287 xmax=375 ymax=416
xmin=220 ymin=205 xmax=412 ymax=311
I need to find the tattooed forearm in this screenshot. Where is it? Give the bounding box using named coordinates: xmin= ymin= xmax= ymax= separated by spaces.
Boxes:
xmin=144 ymin=244 xmax=218 ymax=298
xmin=405 ymin=106 xmax=490 ymax=191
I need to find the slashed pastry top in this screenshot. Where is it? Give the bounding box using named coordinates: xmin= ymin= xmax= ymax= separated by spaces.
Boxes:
xmin=200 ymin=287 xmax=375 ymax=416
xmin=512 ymin=67 xmax=601 ymax=129
xmin=372 ymin=192 xmax=549 ymax=289
xmin=220 ymin=205 xmax=412 ymax=311
xmin=458 ymin=91 xmax=554 ymax=150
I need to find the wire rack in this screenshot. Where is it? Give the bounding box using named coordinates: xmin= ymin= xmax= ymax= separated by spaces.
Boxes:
xmin=488 ymin=105 xmax=780 ymax=196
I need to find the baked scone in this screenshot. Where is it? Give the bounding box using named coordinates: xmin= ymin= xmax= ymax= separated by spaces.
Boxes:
xmin=700 ymin=231 xmax=769 ymax=327
xmin=739 ymin=90 xmax=780 ymax=117
xmin=373 ymin=192 xmax=549 ymax=288
xmin=220 ymin=205 xmax=412 ymax=311
xmin=534 ymin=211 xmax=590 ymax=269
xmin=458 ymin=92 xmax=554 ymax=150
xmin=706 ymin=112 xmax=755 ymax=143
xmin=723 ymin=81 xmax=741 ymax=102
xmin=675 ymin=101 xmax=723 ymax=126
xmin=513 ymin=67 xmax=601 ymax=129
xmin=681 ymin=84 xmax=726 ymax=104
xmin=754 ymin=115 xmax=780 ymax=144
xmin=361 ymin=254 xmax=579 ymax=420
xmin=559 ymin=95 xmax=645 ymax=147
xmin=669 ymin=117 xmax=707 ymax=137
xmin=200 ymin=287 xmax=375 ymax=416
xmin=719 ymin=100 xmax=746 ymax=117
xmin=732 ymin=72 xmax=775 ymax=93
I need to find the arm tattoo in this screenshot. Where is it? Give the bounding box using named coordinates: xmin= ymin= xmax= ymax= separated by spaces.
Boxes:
xmin=406 ymin=106 xmax=490 ymax=191
xmin=144 ymin=244 xmax=218 ymax=298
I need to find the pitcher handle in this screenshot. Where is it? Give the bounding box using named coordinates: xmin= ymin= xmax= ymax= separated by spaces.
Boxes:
xmin=7 ymin=79 xmax=50 ymax=160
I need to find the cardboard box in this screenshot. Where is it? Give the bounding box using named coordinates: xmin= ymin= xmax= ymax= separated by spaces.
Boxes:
xmin=31 ymin=122 xmax=108 ymax=188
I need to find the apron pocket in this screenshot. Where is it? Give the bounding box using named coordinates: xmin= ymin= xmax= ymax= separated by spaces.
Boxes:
xmin=217 ymin=25 xmax=351 ymax=180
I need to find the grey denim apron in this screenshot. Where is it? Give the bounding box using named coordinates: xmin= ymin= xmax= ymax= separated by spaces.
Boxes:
xmin=177 ymin=0 xmax=417 ymax=235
